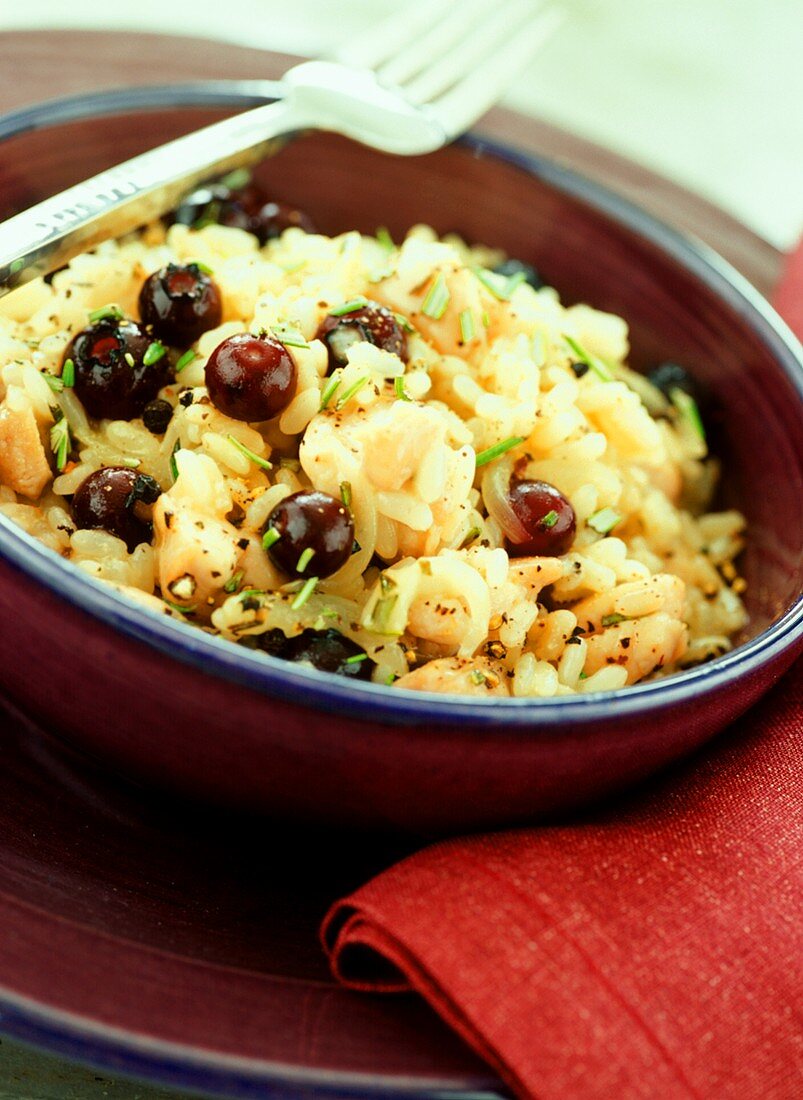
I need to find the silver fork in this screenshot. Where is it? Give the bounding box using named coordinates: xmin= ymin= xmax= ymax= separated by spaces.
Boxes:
xmin=0 ymin=0 xmax=561 ymax=297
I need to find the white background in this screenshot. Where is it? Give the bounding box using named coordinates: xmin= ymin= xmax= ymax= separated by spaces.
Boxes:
xmin=1 ymin=0 xmax=801 ymax=248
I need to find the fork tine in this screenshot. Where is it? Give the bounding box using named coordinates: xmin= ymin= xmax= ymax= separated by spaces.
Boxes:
xmin=431 ymin=3 xmax=564 ymax=137
xmin=402 ymin=0 xmax=552 ymax=106
xmin=377 ymin=0 xmax=497 ymax=89
xmin=331 ymin=0 xmax=457 ymax=72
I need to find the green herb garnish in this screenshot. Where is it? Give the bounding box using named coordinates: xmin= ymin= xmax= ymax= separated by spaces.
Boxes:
xmin=459 ymin=308 xmax=476 ymax=344
xmin=192 ymin=261 xmax=214 ymax=276
xmin=296 ymin=547 xmax=316 ymax=573
xmin=602 ymin=613 xmax=626 ymax=627
xmin=223 ymin=570 xmax=244 ymax=594
xmin=49 ymin=409 xmax=71 ymax=471
xmin=291 ymin=576 xmax=318 ymax=611
xmin=162 ymin=598 xmax=197 ymax=615
xmin=143 ymin=341 xmax=167 ymax=367
xmin=460 ymin=525 xmax=482 ymax=548
xmin=262 ymin=527 xmax=281 ymax=551
xmin=421 ymin=273 xmax=450 ymax=320
xmin=219 ymin=167 xmax=251 ymax=190
xmin=394 ymin=376 xmax=411 ymax=402
xmin=345 ymin=653 xmax=369 ymax=665
xmin=43 ymin=374 xmax=63 ymax=394
xmin=319 ymin=374 xmax=342 ymax=411
xmin=587 ymin=507 xmax=621 ymax=535
xmin=330 ymin=296 xmax=369 ymax=317
xmin=540 ymin=510 xmax=559 ymax=529
xmin=671 ymin=388 xmax=706 ymax=443
xmin=170 ymin=441 xmax=181 ymax=482
xmin=175 ymin=349 xmax=198 ymax=374
xmin=376 ymin=226 xmax=395 ymax=251
xmin=61 ymin=358 xmax=75 ymax=388
xmin=88 ymin=304 xmax=123 ymax=323
xmin=472 ymin=267 xmax=526 ymax=301
xmin=336 ymin=374 xmax=370 ymax=409
xmin=272 ymin=324 xmax=310 ymax=349
xmin=124 ymin=352 xmax=136 ymax=368
xmin=226 ymin=434 xmax=272 ymax=471
xmin=393 ymin=311 xmax=416 ymax=334
xmin=474 ymin=435 xmax=525 ymax=468
xmin=340 ymin=481 xmax=352 ymax=509
xmin=563 ymin=335 xmax=613 ymax=382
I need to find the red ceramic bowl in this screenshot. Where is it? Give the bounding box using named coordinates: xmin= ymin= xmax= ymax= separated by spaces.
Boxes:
xmin=1 ymin=85 xmax=801 ymax=833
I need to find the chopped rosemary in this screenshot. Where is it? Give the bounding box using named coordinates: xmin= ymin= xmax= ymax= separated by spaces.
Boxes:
xmin=474 ymin=435 xmax=525 ymax=467
xmin=330 ymin=296 xmax=369 ymax=317
xmin=376 ymin=226 xmax=395 ymax=251
xmin=319 ymin=374 xmax=342 ymax=411
xmin=192 ymin=261 xmax=214 ymax=275
xmin=394 ymin=376 xmax=411 ymax=401
xmin=336 ymin=374 xmax=370 ymax=409
xmin=385 ymin=673 xmax=397 ymax=685
xmin=540 ymin=510 xmax=559 ymax=529
xmin=421 ymin=273 xmax=450 ymax=320
xmin=143 ymin=341 xmax=167 ymax=367
xmin=296 ymin=547 xmax=316 ymax=573
xmin=291 ymin=575 xmax=318 ymax=611
xmin=459 ymin=308 xmax=476 ymax=344
xmin=262 ymin=527 xmax=281 ymax=550
xmin=124 ymin=352 xmax=136 ymax=368
xmin=170 ymin=441 xmax=181 ymax=481
xmin=472 ymin=267 xmax=526 ymax=301
xmin=579 ymin=671 xmax=588 ymax=680
xmin=44 ymin=374 xmax=63 ymax=394
xmin=460 ymin=525 xmax=482 ymax=549
xmin=175 ymin=349 xmax=198 ymax=374
xmin=345 ymin=653 xmax=369 ymax=665
xmin=88 ymin=304 xmax=123 ymax=323
xmin=61 ymin=358 xmax=75 ymax=388
xmin=340 ymin=480 xmax=352 ymax=509
xmin=49 ymin=410 xmax=71 ymax=471
xmin=470 ymin=669 xmax=488 ymax=686
xmin=272 ymin=323 xmax=309 ymax=349
xmin=563 ymin=335 xmax=613 ymax=382
xmin=163 ymin=598 xmax=197 ymax=615
xmin=227 ymin=434 xmax=272 ymax=471
xmin=223 ymin=570 xmax=244 ymax=594
xmin=602 ymin=613 xmax=626 ymax=627
xmin=671 ymin=388 xmax=706 ymax=443
xmin=587 ymin=507 xmax=621 ymax=534
xmin=393 ymin=311 xmax=416 ymax=334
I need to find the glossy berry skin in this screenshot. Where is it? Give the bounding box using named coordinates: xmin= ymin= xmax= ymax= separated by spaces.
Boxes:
xmin=173 ymin=183 xmax=315 ymax=244
xmin=139 ymin=264 xmax=222 ymax=346
xmin=265 ymin=490 xmax=354 ymax=578
xmin=72 ymin=467 xmax=160 ymax=552
xmin=247 ymin=627 xmax=374 ymax=679
xmin=316 ymin=302 xmax=408 ymax=374
xmin=647 ymin=361 xmax=708 ymax=412
xmin=67 ymin=318 xmax=170 ymax=421
xmin=493 ymin=258 xmax=544 ymax=290
xmin=142 ymin=398 xmax=174 ymax=435
xmin=205 ymin=333 xmax=296 ymax=422
xmin=506 ymin=479 xmax=576 ymax=557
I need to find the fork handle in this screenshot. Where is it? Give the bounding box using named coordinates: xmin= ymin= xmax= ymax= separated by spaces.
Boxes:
xmin=0 ymin=96 xmax=303 ymax=298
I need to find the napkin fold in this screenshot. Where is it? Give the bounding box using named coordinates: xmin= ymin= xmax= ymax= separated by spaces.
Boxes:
xmin=321 ymin=249 xmax=803 ymax=1100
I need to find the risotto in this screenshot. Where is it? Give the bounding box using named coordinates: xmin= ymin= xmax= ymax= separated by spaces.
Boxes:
xmin=0 ymin=183 xmax=747 ymax=696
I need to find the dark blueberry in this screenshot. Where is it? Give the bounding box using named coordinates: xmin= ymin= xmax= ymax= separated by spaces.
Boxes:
xmin=506 ymin=479 xmax=576 ymax=557
xmin=265 ymin=490 xmax=354 ymax=578
xmin=647 ymin=361 xmax=708 ymax=411
xmin=316 ymin=301 xmax=408 ymax=374
xmin=254 ymin=628 xmax=291 ymax=659
xmin=205 ymin=333 xmax=296 ymax=421
xmin=72 ymin=466 xmax=156 ymax=551
xmin=283 ymin=629 xmax=375 ymax=680
xmin=172 ymin=181 xmax=264 ymax=233
xmin=67 ymin=317 xmax=170 ymax=420
xmin=251 ymin=201 xmax=317 ymax=243
xmin=142 ymin=398 xmax=174 ymax=435
xmin=492 ymin=258 xmax=544 ymax=290
xmin=139 ymin=263 xmax=222 ymax=346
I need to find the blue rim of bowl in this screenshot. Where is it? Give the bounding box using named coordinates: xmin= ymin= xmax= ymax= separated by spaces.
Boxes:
xmin=0 ymin=82 xmax=801 ymax=737
xmin=0 ymin=81 xmax=801 ymax=1100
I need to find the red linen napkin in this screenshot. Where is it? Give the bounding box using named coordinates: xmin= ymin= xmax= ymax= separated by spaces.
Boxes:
xmin=321 ymin=253 xmax=803 ymax=1100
